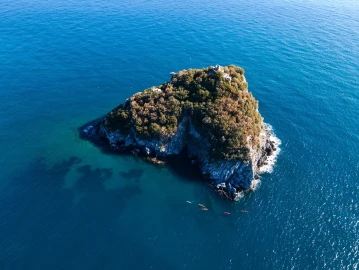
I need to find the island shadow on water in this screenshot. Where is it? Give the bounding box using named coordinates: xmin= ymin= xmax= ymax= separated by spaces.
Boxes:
xmin=166 ymin=148 xmax=207 ymax=182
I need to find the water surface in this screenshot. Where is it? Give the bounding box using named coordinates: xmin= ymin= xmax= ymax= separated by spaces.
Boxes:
xmin=1 ymin=0 xmax=359 ymax=269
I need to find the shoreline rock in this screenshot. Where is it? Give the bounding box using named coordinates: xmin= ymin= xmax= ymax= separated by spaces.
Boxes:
xmin=80 ymin=118 xmax=279 ymax=200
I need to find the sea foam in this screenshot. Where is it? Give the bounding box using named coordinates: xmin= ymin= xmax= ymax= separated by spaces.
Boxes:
xmin=259 ymin=124 xmax=281 ymax=174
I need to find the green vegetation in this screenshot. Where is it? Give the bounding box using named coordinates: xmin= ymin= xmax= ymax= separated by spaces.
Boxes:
xmin=104 ymin=65 xmax=263 ymax=160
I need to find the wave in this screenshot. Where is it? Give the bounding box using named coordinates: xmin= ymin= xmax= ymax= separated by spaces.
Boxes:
xmin=259 ymin=123 xmax=281 ymax=174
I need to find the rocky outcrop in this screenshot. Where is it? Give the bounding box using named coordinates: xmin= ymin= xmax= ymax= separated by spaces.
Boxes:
xmin=80 ymin=65 xmax=280 ymax=200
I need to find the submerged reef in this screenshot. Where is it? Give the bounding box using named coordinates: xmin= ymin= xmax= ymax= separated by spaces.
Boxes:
xmin=81 ymin=65 xmax=280 ymax=200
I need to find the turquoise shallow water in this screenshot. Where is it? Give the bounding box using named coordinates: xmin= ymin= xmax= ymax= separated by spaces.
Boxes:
xmin=1 ymin=0 xmax=359 ymax=269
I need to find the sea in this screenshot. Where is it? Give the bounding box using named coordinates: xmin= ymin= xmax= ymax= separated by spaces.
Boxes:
xmin=1 ymin=0 xmax=359 ymax=269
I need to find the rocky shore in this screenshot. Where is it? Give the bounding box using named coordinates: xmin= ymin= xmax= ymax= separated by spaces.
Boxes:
xmin=81 ymin=118 xmax=279 ymax=200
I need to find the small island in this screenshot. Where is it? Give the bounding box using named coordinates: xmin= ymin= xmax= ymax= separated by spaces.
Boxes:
xmin=81 ymin=65 xmax=279 ymax=200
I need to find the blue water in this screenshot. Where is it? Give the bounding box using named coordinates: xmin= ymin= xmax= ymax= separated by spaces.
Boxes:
xmin=1 ymin=0 xmax=359 ymax=269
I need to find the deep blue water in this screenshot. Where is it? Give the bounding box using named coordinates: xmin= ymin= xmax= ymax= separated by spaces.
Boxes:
xmin=1 ymin=0 xmax=359 ymax=269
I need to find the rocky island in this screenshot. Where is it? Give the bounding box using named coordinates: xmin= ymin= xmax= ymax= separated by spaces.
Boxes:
xmin=81 ymin=65 xmax=280 ymax=200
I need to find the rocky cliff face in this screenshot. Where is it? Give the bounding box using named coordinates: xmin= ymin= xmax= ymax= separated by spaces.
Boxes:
xmin=81 ymin=116 xmax=277 ymax=200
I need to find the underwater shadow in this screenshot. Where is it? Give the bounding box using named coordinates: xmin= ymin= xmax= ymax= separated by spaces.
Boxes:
xmin=0 ymin=156 xmax=179 ymax=270
xmin=118 ymin=168 xmax=144 ymax=183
